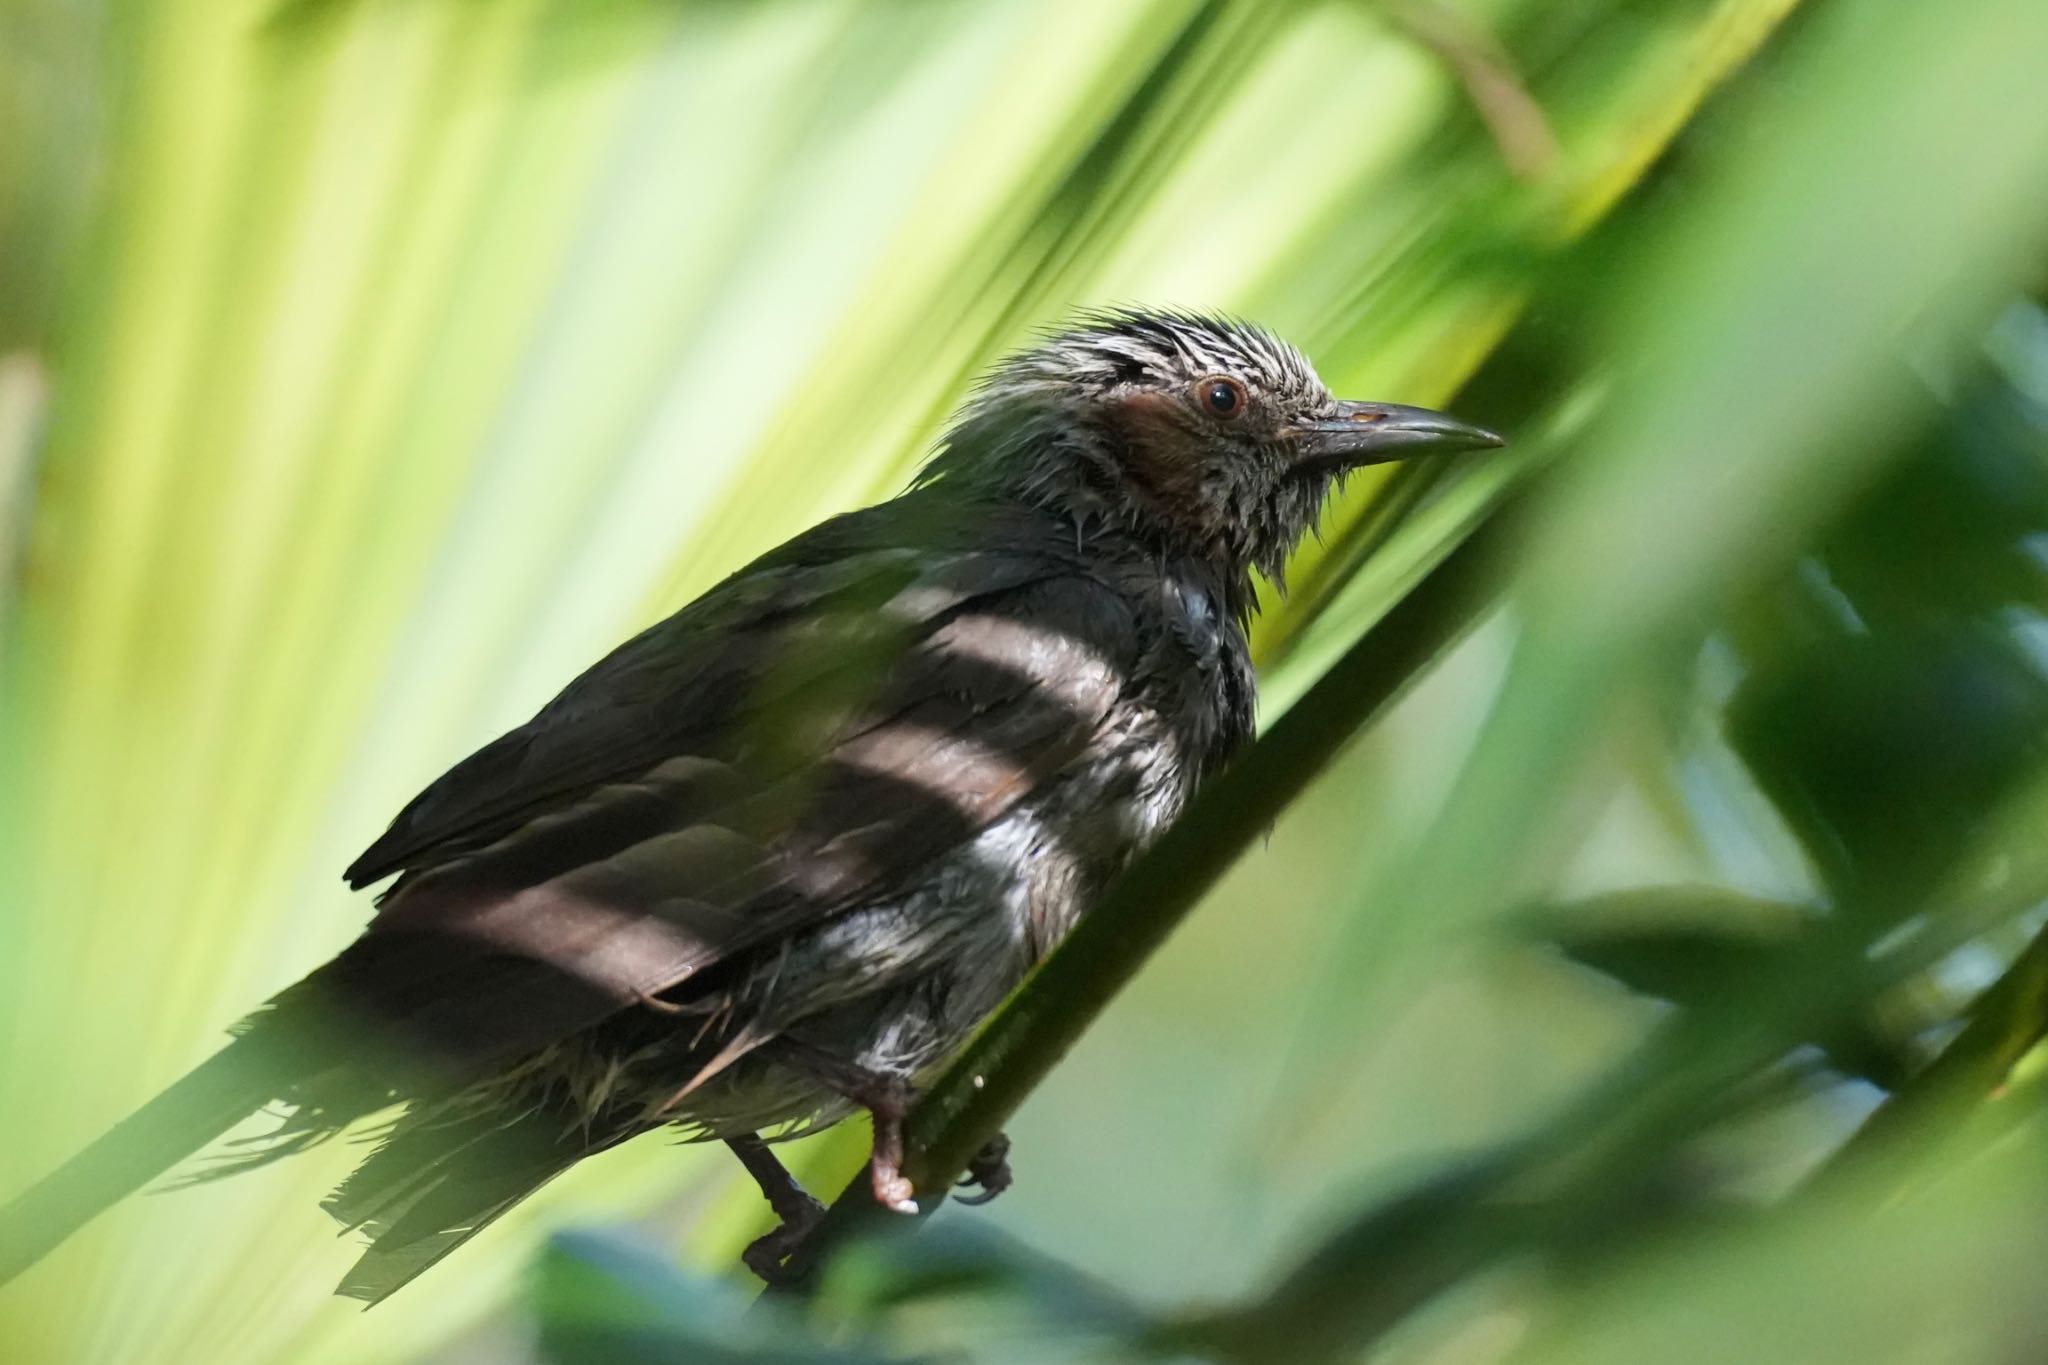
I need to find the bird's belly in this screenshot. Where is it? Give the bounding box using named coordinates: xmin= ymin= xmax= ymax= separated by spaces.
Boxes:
xmin=765 ymin=701 xmax=1190 ymax=1017
xmin=671 ymin=703 xmax=1195 ymax=1139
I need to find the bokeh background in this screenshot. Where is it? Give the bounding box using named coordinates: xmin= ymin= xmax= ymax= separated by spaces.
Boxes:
xmin=4 ymin=0 xmax=2048 ymax=1361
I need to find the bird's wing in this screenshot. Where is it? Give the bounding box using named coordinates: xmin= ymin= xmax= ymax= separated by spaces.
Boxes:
xmin=309 ymin=540 xmax=1139 ymax=1074
xmin=345 ymin=540 xmax=1006 ymax=889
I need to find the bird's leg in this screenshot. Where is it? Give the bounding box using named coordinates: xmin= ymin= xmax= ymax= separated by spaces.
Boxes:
xmin=861 ymin=1075 xmax=920 ymax=1214
xmin=954 ymin=1131 xmax=1012 ymax=1206
xmin=763 ymin=1037 xmax=922 ymax=1214
xmin=726 ymin=1133 xmax=824 ymax=1283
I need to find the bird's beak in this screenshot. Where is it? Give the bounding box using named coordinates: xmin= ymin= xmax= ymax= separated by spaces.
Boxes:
xmin=1290 ymin=401 xmax=1505 ymax=474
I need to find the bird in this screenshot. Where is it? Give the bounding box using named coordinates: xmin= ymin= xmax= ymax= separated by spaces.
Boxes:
xmin=0 ymin=308 xmax=1501 ymax=1303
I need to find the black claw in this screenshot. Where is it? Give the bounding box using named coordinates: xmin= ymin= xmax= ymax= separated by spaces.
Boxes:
xmin=952 ymin=1132 xmax=1013 ymax=1207
xmin=742 ymin=1222 xmax=809 ymax=1284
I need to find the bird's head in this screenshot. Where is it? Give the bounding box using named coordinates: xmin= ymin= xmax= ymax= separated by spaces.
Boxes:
xmin=925 ymin=309 xmax=1502 ymax=584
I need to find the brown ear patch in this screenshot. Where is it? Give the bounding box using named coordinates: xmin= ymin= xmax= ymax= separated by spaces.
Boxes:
xmin=1106 ymin=388 xmax=1211 ymax=517
xmin=1111 ymin=386 xmax=1185 ymax=431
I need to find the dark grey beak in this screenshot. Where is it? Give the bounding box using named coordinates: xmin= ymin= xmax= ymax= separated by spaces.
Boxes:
xmin=1291 ymin=400 xmax=1505 ymax=473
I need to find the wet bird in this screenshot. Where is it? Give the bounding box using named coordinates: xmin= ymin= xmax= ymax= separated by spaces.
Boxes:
xmin=0 ymin=310 xmax=1501 ymax=1302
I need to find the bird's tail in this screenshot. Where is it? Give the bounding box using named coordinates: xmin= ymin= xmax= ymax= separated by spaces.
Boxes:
xmin=325 ymin=1100 xmax=639 ymax=1305
xmin=0 ymin=1030 xmax=300 ymax=1287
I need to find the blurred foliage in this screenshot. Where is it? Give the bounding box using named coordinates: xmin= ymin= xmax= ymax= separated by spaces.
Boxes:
xmin=4 ymin=0 xmax=2048 ymax=1362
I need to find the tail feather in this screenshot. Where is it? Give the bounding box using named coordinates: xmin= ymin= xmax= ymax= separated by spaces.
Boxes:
xmin=329 ymin=1107 xmax=634 ymax=1306
xmin=0 ymin=1034 xmax=294 ymax=1287
xmin=334 ymin=1162 xmax=566 ymax=1307
xmin=0 ymin=932 xmax=722 ymax=1302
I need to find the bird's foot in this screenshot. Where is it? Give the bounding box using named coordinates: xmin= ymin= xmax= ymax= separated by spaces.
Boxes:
xmin=869 ymin=1156 xmax=919 ymax=1215
xmin=751 ymin=1039 xmax=925 ymax=1216
xmin=741 ymin=1198 xmax=825 ymax=1284
xmin=727 ymin=1132 xmax=827 ymax=1284
xmin=866 ymin=1085 xmax=921 ymax=1214
xmin=953 ymin=1131 xmax=1012 ymax=1206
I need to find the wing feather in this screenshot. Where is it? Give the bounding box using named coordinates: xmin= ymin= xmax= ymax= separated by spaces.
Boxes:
xmin=312 ymin=540 xmax=1137 ymax=1077
xmin=346 ymin=540 xmax=1062 ymax=889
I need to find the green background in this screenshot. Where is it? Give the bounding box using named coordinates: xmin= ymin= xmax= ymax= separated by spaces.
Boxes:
xmin=4 ymin=1 xmax=2048 ymax=1360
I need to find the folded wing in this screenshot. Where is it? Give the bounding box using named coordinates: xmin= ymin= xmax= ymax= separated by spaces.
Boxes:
xmin=299 ymin=536 xmax=1138 ymax=1081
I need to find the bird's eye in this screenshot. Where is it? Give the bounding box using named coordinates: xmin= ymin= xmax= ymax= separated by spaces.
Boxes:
xmin=1197 ymin=376 xmax=1246 ymax=417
